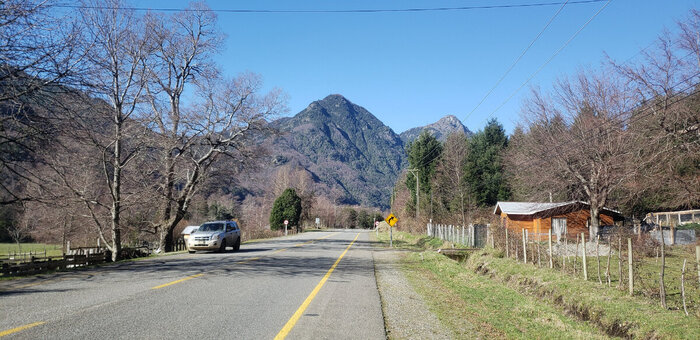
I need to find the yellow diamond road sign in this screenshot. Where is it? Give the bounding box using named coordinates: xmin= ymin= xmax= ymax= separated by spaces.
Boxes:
xmin=385 ymin=213 xmax=398 ymax=227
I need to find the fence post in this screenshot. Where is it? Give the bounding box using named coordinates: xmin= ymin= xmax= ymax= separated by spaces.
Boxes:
xmin=605 ymin=239 xmax=612 ymax=287
xmin=597 ymin=235 xmax=602 ymax=285
xmin=506 ymin=228 xmax=510 ymax=258
xmin=660 ymin=229 xmax=667 ymax=309
xmin=462 ymin=226 xmax=465 ymax=245
xmin=618 ymin=237 xmax=622 ymax=289
xmin=582 ymin=233 xmax=588 ymax=281
xmin=628 ymin=238 xmax=634 ymax=296
xmin=548 ymin=227 xmax=553 ymax=269
xmin=696 ymin=245 xmax=699 ymax=290
xmin=575 ymin=234 xmax=579 ymax=275
xmin=682 ymin=259 xmax=688 ymax=316
xmin=563 ymin=238 xmax=568 ymax=272
xmin=522 ymin=229 xmax=527 ymax=264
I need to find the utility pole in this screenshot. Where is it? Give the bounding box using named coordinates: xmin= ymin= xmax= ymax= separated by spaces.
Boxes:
xmin=407 ymin=168 xmax=419 ymax=219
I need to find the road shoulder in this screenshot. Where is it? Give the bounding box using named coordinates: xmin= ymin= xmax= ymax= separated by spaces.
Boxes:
xmin=373 ymin=248 xmax=454 ymax=339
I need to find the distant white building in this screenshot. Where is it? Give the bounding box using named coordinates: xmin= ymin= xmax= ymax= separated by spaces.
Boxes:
xmin=645 ymin=209 xmax=700 ymax=226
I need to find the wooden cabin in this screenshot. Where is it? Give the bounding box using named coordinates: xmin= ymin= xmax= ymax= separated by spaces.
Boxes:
xmin=494 ymin=201 xmax=624 ymax=241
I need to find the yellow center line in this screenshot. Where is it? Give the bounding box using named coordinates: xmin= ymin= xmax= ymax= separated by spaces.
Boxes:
xmin=151 ymin=273 xmax=204 ymax=289
xmin=0 ymin=322 xmax=45 ymax=337
xmin=235 ymin=256 xmax=262 ymax=264
xmin=292 ymin=233 xmax=335 ymax=247
xmin=274 ymin=233 xmax=361 ymax=340
xmin=151 ymin=232 xmax=337 ymax=289
xmin=14 ymin=281 xmax=49 ymax=289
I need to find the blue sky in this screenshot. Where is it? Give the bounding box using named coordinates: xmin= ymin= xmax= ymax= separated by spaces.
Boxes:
xmin=140 ymin=0 xmax=698 ymax=134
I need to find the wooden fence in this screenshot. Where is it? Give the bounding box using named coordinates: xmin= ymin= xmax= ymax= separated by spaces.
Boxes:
xmin=1 ymin=242 xmax=155 ymax=277
xmin=427 ymin=223 xmax=490 ymax=248
xmin=1 ymin=253 xmax=109 ymax=277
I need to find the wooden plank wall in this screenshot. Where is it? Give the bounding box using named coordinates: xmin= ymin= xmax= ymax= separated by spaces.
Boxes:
xmin=503 ymin=209 xmax=615 ymax=241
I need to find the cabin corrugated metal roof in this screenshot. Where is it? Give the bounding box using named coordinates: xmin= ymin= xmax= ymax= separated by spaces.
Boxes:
xmin=493 ymin=201 xmax=581 ymax=215
xmin=494 ymin=201 xmax=623 ymax=218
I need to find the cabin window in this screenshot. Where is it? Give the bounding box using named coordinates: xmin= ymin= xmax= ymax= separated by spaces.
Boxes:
xmin=658 ymin=215 xmax=667 ymax=225
xmin=680 ymin=214 xmax=692 ymax=223
xmin=552 ymin=218 xmax=567 ymax=242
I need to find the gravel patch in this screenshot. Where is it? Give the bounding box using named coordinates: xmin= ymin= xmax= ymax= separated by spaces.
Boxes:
xmin=551 ymin=241 xmax=614 ymax=257
xmin=374 ymin=250 xmax=454 ymax=340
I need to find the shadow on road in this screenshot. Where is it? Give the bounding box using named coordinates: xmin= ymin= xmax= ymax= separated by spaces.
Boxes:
xmin=0 ymin=232 xmax=380 ymax=296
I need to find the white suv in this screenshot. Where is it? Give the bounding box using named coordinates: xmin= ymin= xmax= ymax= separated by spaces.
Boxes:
xmin=187 ymin=221 xmax=241 ymax=253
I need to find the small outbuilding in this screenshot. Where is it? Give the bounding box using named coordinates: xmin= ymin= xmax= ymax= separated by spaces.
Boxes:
xmin=494 ymin=201 xmax=624 ymax=241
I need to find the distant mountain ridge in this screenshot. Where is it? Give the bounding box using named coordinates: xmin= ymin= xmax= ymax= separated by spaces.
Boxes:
xmin=261 ymin=94 xmax=405 ymax=208
xmin=399 ymin=114 xmax=471 ymax=144
xmin=243 ymin=95 xmax=471 ymax=209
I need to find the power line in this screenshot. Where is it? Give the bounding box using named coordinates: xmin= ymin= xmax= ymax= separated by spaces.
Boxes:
xmin=411 ymin=0 xmax=610 ymax=168
xmin=510 ymin=72 xmax=700 ymax=171
xmin=55 ymin=0 xmax=608 ymax=14
xmin=464 ymin=0 xmax=570 ymax=123
xmin=481 ymin=0 xmax=612 ymax=124
xmin=410 ymin=60 xmax=700 ymax=183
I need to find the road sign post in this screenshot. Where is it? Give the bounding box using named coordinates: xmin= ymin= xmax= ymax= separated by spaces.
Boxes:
xmin=284 ymin=219 xmax=289 ymax=236
xmin=390 ymin=225 xmax=393 ymax=247
xmin=385 ymin=214 xmax=398 ymax=248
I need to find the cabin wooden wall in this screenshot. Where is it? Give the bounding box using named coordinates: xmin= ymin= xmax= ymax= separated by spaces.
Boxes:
xmin=501 ymin=209 xmax=615 ymax=240
xmin=502 ymin=213 xmax=535 ymax=234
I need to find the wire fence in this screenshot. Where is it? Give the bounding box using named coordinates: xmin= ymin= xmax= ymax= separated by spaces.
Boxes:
xmin=427 ymin=221 xmax=700 ymax=315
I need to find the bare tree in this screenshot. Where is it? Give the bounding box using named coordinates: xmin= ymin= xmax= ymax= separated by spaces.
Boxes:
xmin=432 ymin=132 xmax=471 ymax=225
xmin=43 ymin=0 xmax=150 ymax=261
xmin=142 ymin=4 xmax=285 ymax=252
xmin=513 ymin=70 xmax=634 ymax=237
xmin=0 ymin=0 xmax=83 ymax=205
xmin=609 ymin=10 xmax=700 ymax=212
xmin=7 ymin=205 xmax=33 ymax=250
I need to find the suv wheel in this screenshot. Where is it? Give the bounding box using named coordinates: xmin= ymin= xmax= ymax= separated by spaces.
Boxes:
xmin=233 ymin=237 xmax=241 ymax=252
xmin=219 ymin=239 xmax=227 ymax=253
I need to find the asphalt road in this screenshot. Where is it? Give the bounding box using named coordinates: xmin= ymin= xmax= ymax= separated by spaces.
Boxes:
xmin=0 ymin=230 xmax=385 ymax=339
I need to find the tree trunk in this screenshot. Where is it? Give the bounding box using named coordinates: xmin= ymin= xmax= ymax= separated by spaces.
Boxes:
xmin=589 ymin=204 xmax=600 ymax=240
xmin=158 ymin=224 xmax=175 ymax=253
xmin=110 ymin=119 xmax=123 ymax=262
xmin=162 ymin=153 xmax=175 ymax=222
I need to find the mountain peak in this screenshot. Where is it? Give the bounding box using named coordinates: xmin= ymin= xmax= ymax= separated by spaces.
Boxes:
xmin=438 ymin=115 xmax=460 ymax=123
xmin=322 ymin=94 xmax=348 ymax=101
xmin=399 ymin=115 xmax=471 ymax=144
xmin=267 ymin=94 xmax=404 ymax=209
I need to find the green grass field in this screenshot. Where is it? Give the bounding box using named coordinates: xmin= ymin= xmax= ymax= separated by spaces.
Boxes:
xmin=0 ymin=243 xmax=64 ymax=257
xmin=377 ymin=231 xmax=700 ymax=339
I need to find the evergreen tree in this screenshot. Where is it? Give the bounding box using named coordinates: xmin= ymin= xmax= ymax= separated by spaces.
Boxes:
xmin=405 ymin=131 xmax=442 ymax=216
xmin=341 ymin=207 xmax=358 ymax=228
xmin=269 ymin=188 xmax=302 ymax=230
xmin=464 ymin=119 xmax=511 ymax=206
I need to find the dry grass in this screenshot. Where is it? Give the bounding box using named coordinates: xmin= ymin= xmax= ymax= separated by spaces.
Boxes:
xmin=377 ymin=231 xmax=700 ymax=339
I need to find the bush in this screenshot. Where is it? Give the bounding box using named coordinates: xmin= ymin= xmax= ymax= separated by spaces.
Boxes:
xmin=677 ymin=222 xmax=700 ymax=230
xmin=269 ymin=188 xmax=302 ymax=231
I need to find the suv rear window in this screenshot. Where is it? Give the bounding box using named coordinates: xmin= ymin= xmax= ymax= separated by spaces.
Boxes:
xmin=199 ymin=223 xmax=224 ymax=232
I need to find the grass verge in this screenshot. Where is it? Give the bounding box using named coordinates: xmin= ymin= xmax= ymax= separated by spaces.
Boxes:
xmin=377 ymin=231 xmax=700 ymax=339
xmin=0 ymin=243 xmax=63 ymax=257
